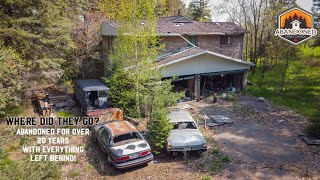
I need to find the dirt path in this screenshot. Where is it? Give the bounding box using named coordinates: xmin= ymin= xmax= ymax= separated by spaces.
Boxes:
xmin=194 ymin=96 xmax=320 ymax=179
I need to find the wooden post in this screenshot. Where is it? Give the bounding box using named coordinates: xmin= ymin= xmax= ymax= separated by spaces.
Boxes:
xmin=195 ymin=75 xmax=201 ymax=101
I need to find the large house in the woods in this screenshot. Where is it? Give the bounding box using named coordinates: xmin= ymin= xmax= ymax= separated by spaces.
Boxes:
xmin=100 ymin=16 xmax=254 ymax=100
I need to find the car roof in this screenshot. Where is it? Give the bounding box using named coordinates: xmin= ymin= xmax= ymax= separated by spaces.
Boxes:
xmin=167 ymin=110 xmax=195 ymax=123
xmin=104 ymin=121 xmax=137 ymax=136
xmin=75 ymin=79 xmax=109 ymax=92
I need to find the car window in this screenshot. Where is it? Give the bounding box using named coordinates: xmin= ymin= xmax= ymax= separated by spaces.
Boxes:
xmin=99 ymin=91 xmax=108 ymax=98
xmin=97 ymin=127 xmax=110 ymax=145
xmin=113 ymin=132 xmax=142 ymax=145
xmin=172 ymin=122 xmax=197 ymax=130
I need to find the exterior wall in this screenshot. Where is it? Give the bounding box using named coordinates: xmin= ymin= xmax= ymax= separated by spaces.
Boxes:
xmin=162 ymin=54 xmax=249 ymax=78
xmin=197 ymin=34 xmax=244 ymax=59
xmin=160 ymin=34 xmax=244 ymax=59
xmin=160 ymin=36 xmax=190 ymax=54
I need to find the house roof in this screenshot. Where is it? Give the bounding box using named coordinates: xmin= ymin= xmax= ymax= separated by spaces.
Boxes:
xmin=157 ymin=47 xmax=254 ymax=67
xmin=76 ymin=79 xmax=109 ymax=92
xmin=101 ymin=16 xmax=247 ymax=36
xmin=157 ymin=20 xmax=246 ymax=35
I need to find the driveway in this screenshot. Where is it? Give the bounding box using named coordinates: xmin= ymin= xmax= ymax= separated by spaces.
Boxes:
xmin=191 ymin=95 xmax=320 ymax=179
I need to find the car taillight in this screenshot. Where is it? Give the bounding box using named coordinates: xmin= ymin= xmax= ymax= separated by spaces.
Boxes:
xmin=115 ymin=156 xmax=130 ymax=162
xmin=139 ymin=149 xmax=151 ymax=156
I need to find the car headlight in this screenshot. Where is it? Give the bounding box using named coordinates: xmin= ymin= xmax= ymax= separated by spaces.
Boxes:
xmin=167 ymin=144 xmax=172 ymax=149
xmin=203 ymin=143 xmax=207 ymax=148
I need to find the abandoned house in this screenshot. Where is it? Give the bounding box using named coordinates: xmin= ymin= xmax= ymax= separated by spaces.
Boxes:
xmin=100 ymin=16 xmax=254 ymax=100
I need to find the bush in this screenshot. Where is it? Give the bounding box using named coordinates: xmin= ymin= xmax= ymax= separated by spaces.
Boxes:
xmin=0 ymin=157 xmax=60 ymax=180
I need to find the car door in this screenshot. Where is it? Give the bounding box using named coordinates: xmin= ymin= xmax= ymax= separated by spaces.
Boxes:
xmin=96 ymin=127 xmax=110 ymax=153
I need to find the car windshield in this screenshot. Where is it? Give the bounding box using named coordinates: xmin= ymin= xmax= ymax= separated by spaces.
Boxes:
xmin=113 ymin=132 xmax=142 ymax=145
xmin=99 ymin=91 xmax=108 ymax=98
xmin=172 ymin=122 xmax=197 ymax=130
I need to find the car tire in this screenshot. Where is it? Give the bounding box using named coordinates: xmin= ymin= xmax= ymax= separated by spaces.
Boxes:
xmin=107 ymin=156 xmax=114 ymax=167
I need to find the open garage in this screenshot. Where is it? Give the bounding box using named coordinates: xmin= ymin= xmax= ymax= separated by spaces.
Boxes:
xmin=159 ymin=48 xmax=254 ymax=100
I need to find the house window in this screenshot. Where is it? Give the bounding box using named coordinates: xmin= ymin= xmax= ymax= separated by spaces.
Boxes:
xmin=220 ymin=35 xmax=232 ymax=45
xmin=187 ymin=36 xmax=198 ymax=46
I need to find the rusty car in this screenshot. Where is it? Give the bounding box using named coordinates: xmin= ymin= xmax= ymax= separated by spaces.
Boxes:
xmin=92 ymin=120 xmax=153 ymax=169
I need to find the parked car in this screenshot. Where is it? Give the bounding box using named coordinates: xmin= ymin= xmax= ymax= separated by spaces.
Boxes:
xmin=166 ymin=110 xmax=207 ymax=153
xmin=74 ymin=79 xmax=109 ymax=114
xmin=92 ymin=120 xmax=153 ymax=169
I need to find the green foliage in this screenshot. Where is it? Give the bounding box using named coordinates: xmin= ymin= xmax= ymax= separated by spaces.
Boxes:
xmin=100 ymin=0 xmax=184 ymax=151
xmin=146 ymin=80 xmax=184 ymax=152
xmin=0 ymin=0 xmax=83 ymax=115
xmin=261 ymin=38 xmax=300 ymax=92
xmin=0 ymin=41 xmax=24 ymax=116
xmin=155 ymin=0 xmax=187 ymax=17
xmin=187 ymin=0 xmax=211 ymax=22
xmin=247 ymin=45 xmax=320 ymax=137
xmin=0 ymin=157 xmax=60 ymax=180
xmin=103 ymin=68 xmax=137 ymax=117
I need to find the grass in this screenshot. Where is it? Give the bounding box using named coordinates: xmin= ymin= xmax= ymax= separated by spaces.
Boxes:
xmin=245 ymin=45 xmax=320 ymax=137
xmin=68 ymin=169 xmax=81 ymax=178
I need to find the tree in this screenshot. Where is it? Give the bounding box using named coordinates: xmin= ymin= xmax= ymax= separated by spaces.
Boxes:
xmin=72 ymin=13 xmax=106 ymax=79
xmin=100 ymin=0 xmax=183 ymax=151
xmin=155 ymin=0 xmax=187 ymax=17
xmin=187 ymin=0 xmax=211 ymax=22
xmin=0 ymin=41 xmax=24 ymax=116
xmin=0 ymin=0 xmax=77 ymax=91
xmin=264 ymin=38 xmax=299 ymax=92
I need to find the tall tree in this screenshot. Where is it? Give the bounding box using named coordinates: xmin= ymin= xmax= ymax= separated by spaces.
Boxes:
xmin=155 ymin=0 xmax=187 ymax=17
xmin=0 ymin=0 xmax=78 ymax=114
xmin=100 ymin=0 xmax=183 ymax=151
xmin=0 ymin=41 xmax=24 ymax=116
xmin=187 ymin=0 xmax=211 ymax=22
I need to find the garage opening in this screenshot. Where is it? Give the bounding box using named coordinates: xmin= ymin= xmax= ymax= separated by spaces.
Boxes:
xmin=169 ymin=71 xmax=246 ymax=101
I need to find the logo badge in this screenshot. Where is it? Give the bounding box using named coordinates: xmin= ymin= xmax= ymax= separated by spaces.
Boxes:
xmin=274 ymin=7 xmax=318 ymax=45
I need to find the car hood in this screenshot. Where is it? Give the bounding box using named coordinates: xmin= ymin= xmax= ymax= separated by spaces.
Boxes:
xmin=168 ymin=129 xmax=206 ymax=146
xmin=111 ymin=140 xmax=150 ymax=156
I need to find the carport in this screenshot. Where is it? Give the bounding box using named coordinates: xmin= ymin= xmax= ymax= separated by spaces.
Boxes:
xmin=158 ymin=48 xmax=254 ymax=100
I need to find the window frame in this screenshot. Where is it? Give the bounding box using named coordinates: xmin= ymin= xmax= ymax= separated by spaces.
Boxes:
xmin=220 ymin=35 xmax=232 ymax=45
xmin=187 ymin=35 xmax=198 ymax=46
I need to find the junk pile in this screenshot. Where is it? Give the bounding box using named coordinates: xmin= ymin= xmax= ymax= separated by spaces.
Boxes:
xmin=33 ymin=86 xmax=76 ymax=116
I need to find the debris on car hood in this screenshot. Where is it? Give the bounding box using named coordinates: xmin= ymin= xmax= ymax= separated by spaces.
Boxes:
xmin=168 ymin=129 xmax=205 ymax=146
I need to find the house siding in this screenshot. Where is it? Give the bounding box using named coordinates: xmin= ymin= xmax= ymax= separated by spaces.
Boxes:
xmin=161 ymin=36 xmax=190 ymax=54
xmin=197 ymin=34 xmax=244 ymax=59
xmin=160 ymin=34 xmax=244 ymax=59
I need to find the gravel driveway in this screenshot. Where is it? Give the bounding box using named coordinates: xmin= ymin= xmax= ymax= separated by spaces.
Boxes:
xmin=191 ymin=95 xmax=320 ymax=179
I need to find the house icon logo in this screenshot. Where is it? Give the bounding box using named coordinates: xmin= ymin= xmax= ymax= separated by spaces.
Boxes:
xmin=274 ymin=7 xmax=318 ymax=45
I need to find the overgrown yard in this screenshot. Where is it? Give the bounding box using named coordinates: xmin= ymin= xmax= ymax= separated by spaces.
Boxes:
xmin=245 ymin=46 xmax=320 ymax=136
xmin=1 ymin=96 xmax=319 ymax=179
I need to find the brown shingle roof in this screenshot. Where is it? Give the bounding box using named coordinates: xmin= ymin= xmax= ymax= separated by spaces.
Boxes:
xmin=158 ymin=47 xmax=205 ymax=65
xmin=102 ymin=16 xmax=246 ymax=36
xmin=157 ymin=21 xmax=246 ymax=35
xmin=158 ymin=47 xmax=255 ymax=66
